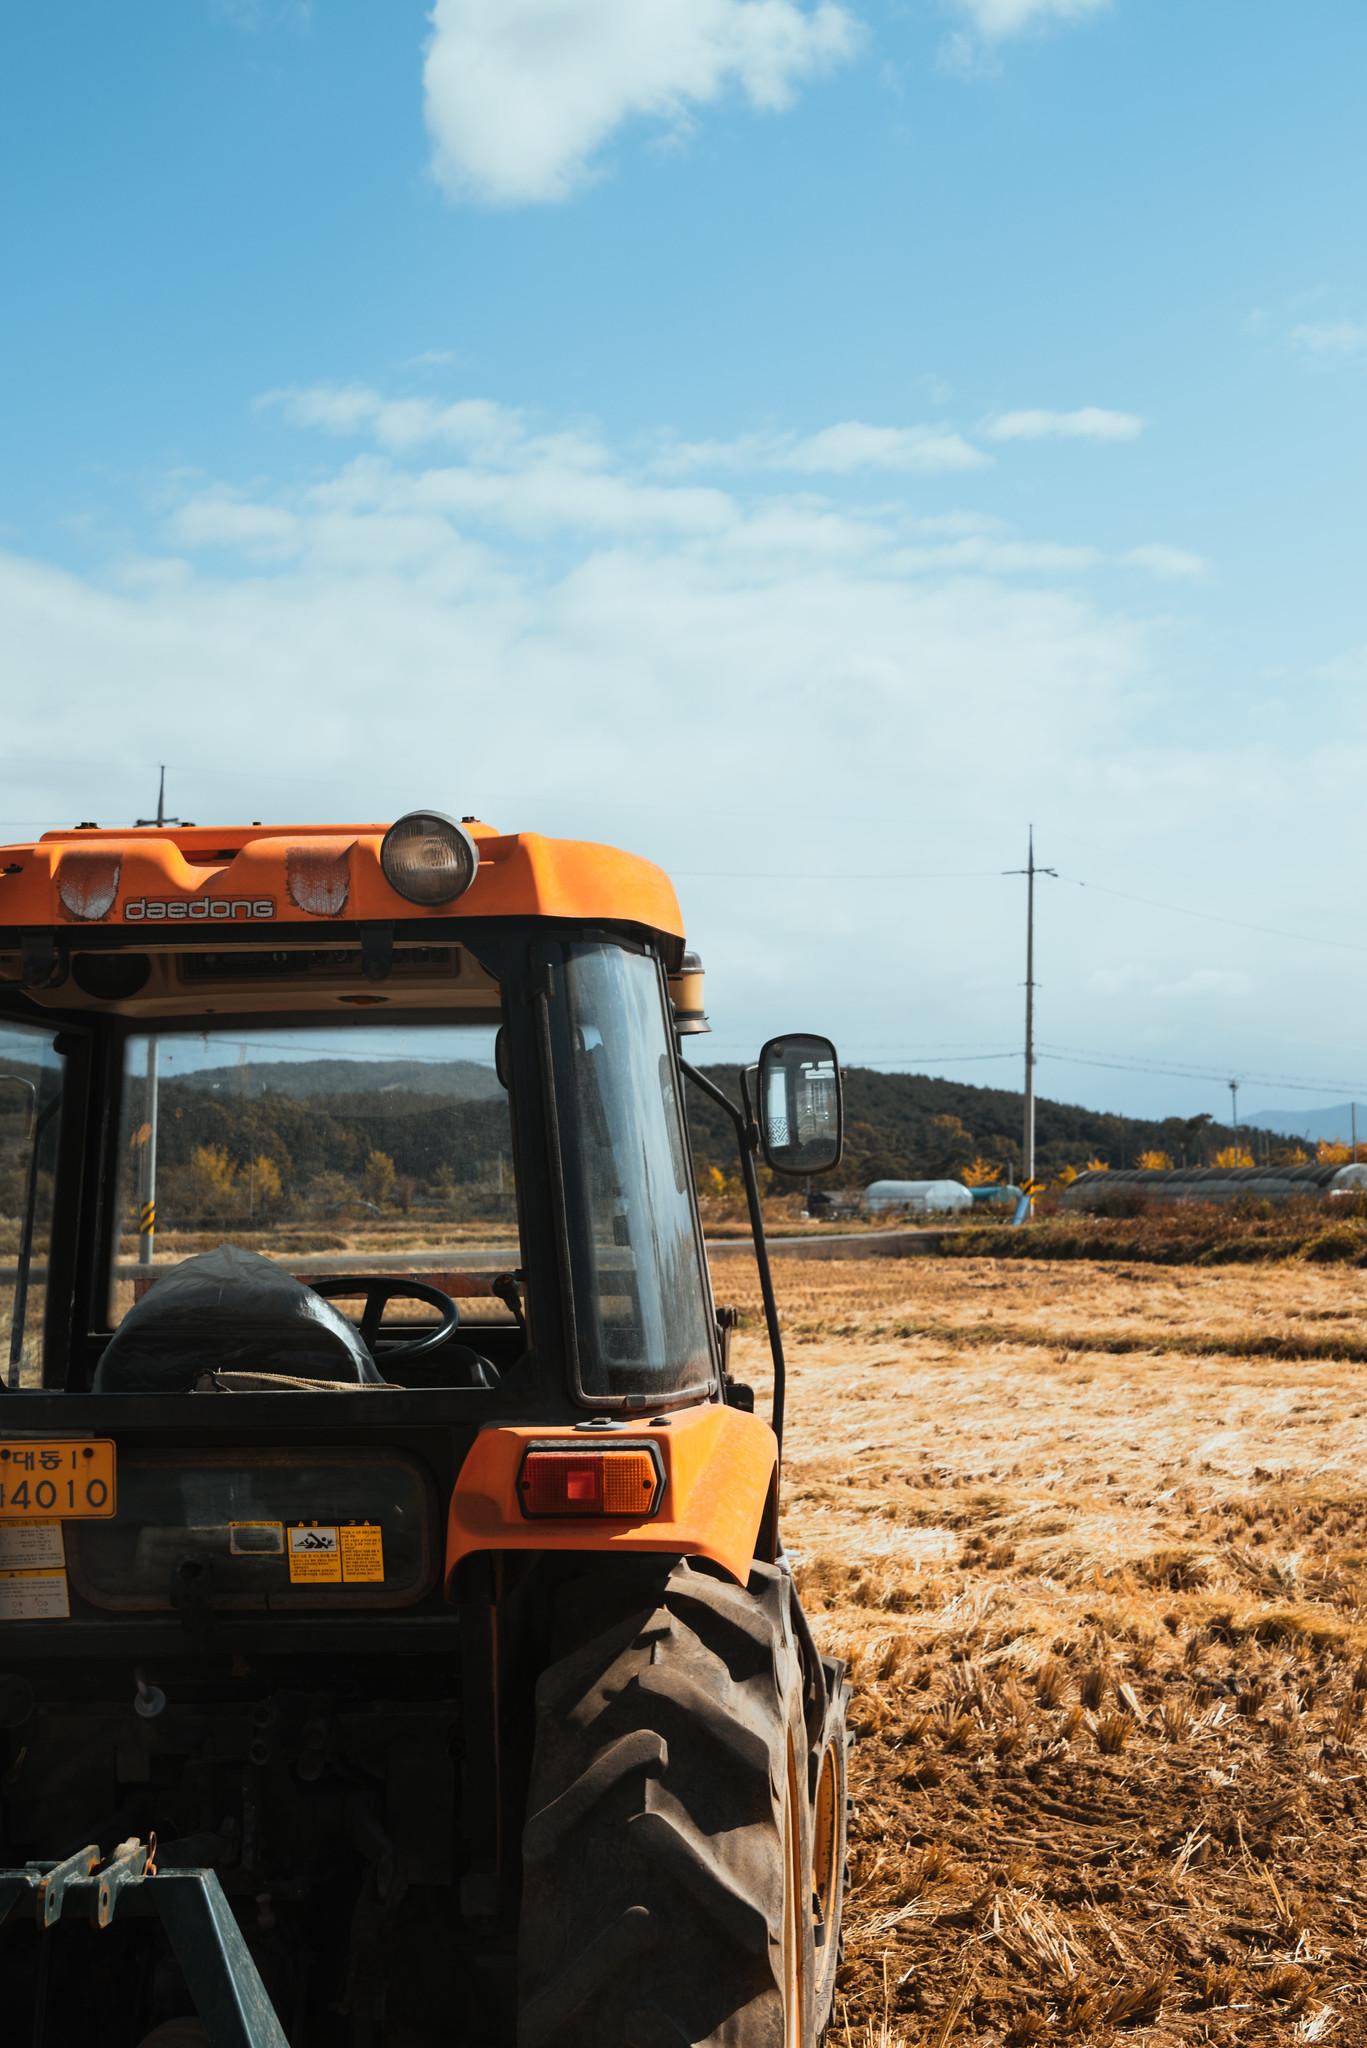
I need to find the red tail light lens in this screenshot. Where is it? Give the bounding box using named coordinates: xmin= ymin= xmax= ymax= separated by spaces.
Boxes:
xmin=518 ymin=1444 xmax=663 ymax=1519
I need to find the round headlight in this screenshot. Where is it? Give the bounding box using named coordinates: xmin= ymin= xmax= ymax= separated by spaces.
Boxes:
xmin=380 ymin=812 xmax=479 ymax=906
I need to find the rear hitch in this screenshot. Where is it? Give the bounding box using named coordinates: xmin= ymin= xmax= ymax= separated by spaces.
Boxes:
xmin=0 ymin=1841 xmax=289 ymax=2048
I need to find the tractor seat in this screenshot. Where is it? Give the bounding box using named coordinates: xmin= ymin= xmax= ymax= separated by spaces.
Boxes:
xmin=95 ymin=1246 xmax=387 ymax=1393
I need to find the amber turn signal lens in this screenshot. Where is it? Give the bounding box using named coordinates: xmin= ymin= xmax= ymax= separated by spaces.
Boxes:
xmin=518 ymin=1445 xmax=663 ymax=1519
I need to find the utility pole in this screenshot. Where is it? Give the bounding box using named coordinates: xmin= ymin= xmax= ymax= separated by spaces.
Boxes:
xmin=1353 ymin=1101 xmax=1359 ymax=1162
xmin=138 ymin=1040 xmax=159 ymax=1266
xmin=1006 ymin=828 xmax=1057 ymax=1200
xmin=1228 ymin=1078 xmax=1239 ymax=1152
xmin=134 ymin=769 xmax=183 ymax=1266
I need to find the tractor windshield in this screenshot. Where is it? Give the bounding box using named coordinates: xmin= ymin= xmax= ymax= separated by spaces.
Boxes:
xmin=107 ymin=1021 xmax=517 ymax=1327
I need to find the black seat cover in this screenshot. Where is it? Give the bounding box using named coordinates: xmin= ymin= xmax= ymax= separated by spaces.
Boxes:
xmin=95 ymin=1246 xmax=385 ymax=1392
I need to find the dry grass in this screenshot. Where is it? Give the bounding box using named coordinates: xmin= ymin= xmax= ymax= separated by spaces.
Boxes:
xmin=718 ymin=1255 xmax=1367 ymax=2045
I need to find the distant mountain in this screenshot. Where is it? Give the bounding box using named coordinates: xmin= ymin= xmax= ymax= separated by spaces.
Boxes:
xmin=1245 ymin=1103 xmax=1366 ymax=1144
xmin=173 ymin=1057 xmax=504 ymax=1103
xmin=139 ymin=1053 xmax=1301 ymax=1189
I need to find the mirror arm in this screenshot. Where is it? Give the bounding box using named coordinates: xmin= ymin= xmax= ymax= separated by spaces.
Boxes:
xmin=680 ymin=1062 xmax=788 ymax=1459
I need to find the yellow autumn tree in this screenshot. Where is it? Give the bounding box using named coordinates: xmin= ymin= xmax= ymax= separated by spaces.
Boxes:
xmin=961 ymin=1157 xmax=1001 ymax=1186
xmin=1084 ymin=1157 xmax=1110 ymax=1174
xmin=188 ymin=1144 xmax=237 ymax=1212
xmin=363 ymin=1149 xmax=397 ymax=1208
xmin=1317 ymin=1139 xmax=1352 ymax=1165
xmin=1212 ymin=1145 xmax=1254 ymax=1168
xmin=1055 ymin=1163 xmax=1081 ymax=1186
xmin=1137 ymin=1149 xmax=1172 ymax=1171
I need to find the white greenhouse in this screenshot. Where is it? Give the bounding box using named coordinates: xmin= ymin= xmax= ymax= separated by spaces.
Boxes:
xmin=1060 ymin=1162 xmax=1367 ymax=1209
xmin=863 ymin=1179 xmax=974 ymax=1216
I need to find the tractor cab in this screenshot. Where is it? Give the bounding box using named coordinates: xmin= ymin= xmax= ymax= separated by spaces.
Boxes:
xmin=0 ymin=812 xmax=847 ymax=2048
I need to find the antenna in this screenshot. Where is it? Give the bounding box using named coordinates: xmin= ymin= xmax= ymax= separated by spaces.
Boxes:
xmin=132 ymin=764 xmax=185 ymax=1271
xmin=136 ymin=766 xmax=184 ymax=829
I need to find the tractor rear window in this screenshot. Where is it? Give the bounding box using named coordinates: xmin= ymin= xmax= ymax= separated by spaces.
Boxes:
xmin=109 ymin=1021 xmax=519 ymax=1325
xmin=550 ymin=944 xmax=715 ymax=1401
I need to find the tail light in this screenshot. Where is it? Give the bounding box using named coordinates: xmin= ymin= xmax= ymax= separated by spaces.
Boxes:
xmin=517 ymin=1442 xmax=664 ymax=1520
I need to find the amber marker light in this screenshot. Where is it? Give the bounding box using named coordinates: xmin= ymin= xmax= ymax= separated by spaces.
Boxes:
xmin=517 ymin=1442 xmax=664 ymax=1520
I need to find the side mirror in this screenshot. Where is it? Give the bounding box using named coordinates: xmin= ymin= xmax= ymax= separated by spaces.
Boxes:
xmin=755 ymin=1034 xmax=843 ymax=1175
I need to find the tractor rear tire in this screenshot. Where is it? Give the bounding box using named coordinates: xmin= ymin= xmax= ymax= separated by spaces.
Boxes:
xmin=517 ymin=1555 xmax=814 ymax=2048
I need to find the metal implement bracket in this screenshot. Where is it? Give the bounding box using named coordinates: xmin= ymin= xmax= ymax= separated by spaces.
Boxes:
xmin=0 ymin=1843 xmax=289 ymax=2048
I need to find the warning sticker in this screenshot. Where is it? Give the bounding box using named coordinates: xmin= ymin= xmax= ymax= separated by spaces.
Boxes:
xmin=340 ymin=1523 xmax=384 ymax=1583
xmin=287 ymin=1525 xmax=342 ymax=1584
xmin=230 ymin=1521 xmax=284 ymax=1557
xmin=0 ymin=1521 xmax=66 ymax=1571
xmin=0 ymin=1568 xmax=70 ymax=1619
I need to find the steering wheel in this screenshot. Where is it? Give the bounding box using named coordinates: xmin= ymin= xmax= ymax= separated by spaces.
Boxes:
xmin=309 ymin=1276 xmax=460 ymax=1362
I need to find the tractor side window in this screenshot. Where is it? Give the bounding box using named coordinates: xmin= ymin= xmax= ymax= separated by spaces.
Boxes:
xmin=0 ymin=1023 xmax=64 ymax=1389
xmin=553 ymin=944 xmax=714 ymax=1399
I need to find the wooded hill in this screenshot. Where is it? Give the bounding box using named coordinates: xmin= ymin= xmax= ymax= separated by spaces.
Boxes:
xmin=685 ymin=1065 xmax=1278 ymax=1188
xmin=13 ymin=1055 xmax=1284 ymax=1233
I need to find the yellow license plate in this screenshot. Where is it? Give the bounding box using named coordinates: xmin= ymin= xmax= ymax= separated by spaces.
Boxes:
xmin=0 ymin=1440 xmax=117 ymax=1519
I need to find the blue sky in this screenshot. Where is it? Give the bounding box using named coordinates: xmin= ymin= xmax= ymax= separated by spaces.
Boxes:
xmin=4 ymin=0 xmax=1367 ymax=1124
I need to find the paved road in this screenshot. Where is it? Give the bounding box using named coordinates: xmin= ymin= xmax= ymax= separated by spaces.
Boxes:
xmin=16 ymin=1229 xmax=944 ymax=1294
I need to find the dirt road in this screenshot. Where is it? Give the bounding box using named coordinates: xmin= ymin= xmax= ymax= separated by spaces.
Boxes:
xmin=721 ymin=1257 xmax=1367 ymax=2045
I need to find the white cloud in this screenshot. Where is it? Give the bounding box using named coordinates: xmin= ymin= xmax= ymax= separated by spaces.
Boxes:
xmin=889 ymin=536 xmax=1100 ymax=576
xmin=1124 ymin=543 xmax=1206 ymax=580
xmin=196 ymin=387 xmax=1208 ymax=581
xmin=322 ymin=454 xmax=738 ymax=541
xmin=167 ymin=495 xmax=302 ymax=559
xmin=1291 ymin=321 xmax=1367 ymax=358
xmin=949 ymin=0 xmax=1108 ymax=40
xmin=259 ymin=385 xmax=528 ymax=455
xmin=8 ymin=382 xmax=1362 ymax=1118
xmin=422 ymin=0 xmax=861 ymax=206
xmin=659 ymin=420 xmax=988 ymax=476
xmin=984 ymin=407 xmax=1144 ymax=443
xmin=1153 ymin=967 xmax=1253 ymax=1004
xmin=0 ymin=412 xmax=1146 ymax=907
xmin=0 ymin=519 xmax=1140 ymax=866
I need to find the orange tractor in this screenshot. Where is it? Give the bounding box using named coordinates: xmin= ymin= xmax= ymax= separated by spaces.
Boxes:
xmin=0 ymin=811 xmax=848 ymax=2046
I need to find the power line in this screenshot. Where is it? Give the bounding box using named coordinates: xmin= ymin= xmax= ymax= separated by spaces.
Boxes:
xmin=1053 ymin=871 xmax=1367 ymax=959
xmin=701 ymin=1039 xmax=1016 ymax=1054
xmin=850 ymin=1053 xmax=1020 ymax=1070
xmin=1037 ymin=1041 xmax=1367 ymax=1099
xmin=673 ymin=868 xmax=1005 ymax=881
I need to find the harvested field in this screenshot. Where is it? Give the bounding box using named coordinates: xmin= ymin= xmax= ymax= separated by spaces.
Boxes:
xmin=719 ymin=1257 xmax=1367 ymax=2046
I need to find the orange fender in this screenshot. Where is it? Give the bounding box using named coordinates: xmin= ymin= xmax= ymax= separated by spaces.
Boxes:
xmin=446 ymin=1404 xmax=777 ymax=1590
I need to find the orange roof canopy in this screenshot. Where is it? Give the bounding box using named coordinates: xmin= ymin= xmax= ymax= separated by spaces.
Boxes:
xmin=0 ymin=820 xmax=685 ymax=941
